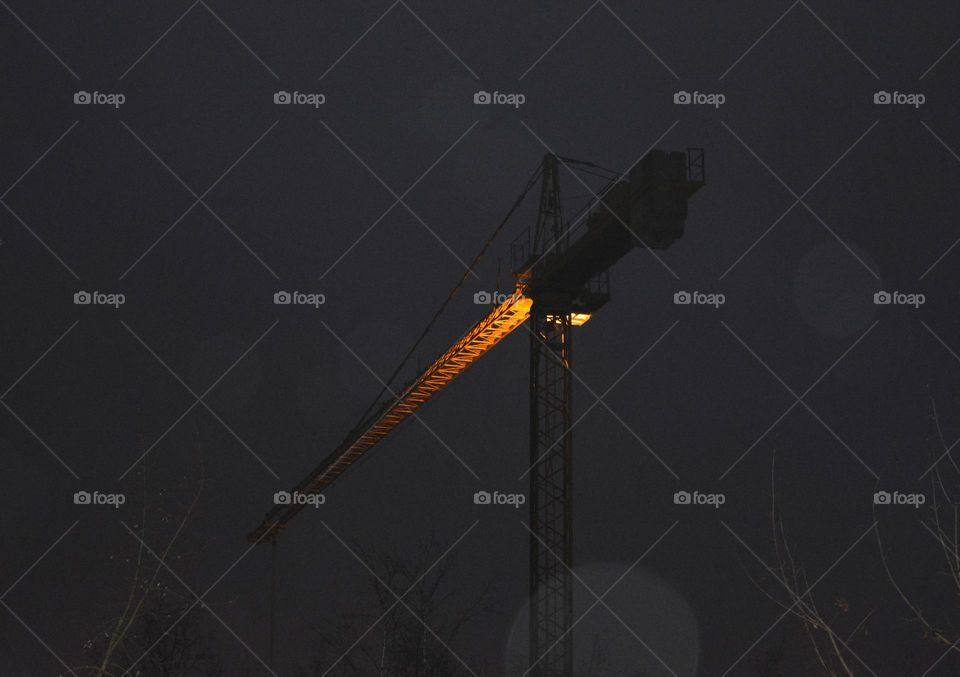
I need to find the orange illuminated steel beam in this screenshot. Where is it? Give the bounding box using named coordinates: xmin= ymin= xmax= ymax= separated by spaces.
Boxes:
xmin=248 ymin=289 xmax=533 ymax=542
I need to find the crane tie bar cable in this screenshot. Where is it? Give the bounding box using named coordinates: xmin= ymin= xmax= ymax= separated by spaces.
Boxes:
xmin=352 ymin=161 xmax=545 ymax=427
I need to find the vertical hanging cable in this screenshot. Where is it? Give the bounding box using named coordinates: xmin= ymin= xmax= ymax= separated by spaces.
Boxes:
xmin=269 ymin=537 xmax=278 ymax=670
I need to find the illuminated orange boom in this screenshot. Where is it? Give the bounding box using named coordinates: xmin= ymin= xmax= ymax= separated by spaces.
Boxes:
xmin=248 ymin=289 xmax=532 ymax=541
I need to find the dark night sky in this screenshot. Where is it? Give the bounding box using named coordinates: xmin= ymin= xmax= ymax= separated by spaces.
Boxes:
xmin=2 ymin=1 xmax=960 ymax=675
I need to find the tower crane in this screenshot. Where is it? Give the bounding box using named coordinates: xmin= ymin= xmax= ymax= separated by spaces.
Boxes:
xmin=249 ymin=147 xmax=705 ymax=676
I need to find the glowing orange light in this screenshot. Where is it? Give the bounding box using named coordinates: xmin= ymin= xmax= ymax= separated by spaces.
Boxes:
xmin=545 ymin=313 xmax=592 ymax=326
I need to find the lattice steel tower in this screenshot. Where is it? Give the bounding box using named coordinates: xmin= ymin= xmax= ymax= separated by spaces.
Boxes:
xmin=249 ymin=148 xmax=705 ymax=677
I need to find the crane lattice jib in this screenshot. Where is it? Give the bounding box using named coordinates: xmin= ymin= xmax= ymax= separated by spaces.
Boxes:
xmin=248 ymin=290 xmax=533 ymax=542
xmin=248 ymin=148 xmax=705 ymax=543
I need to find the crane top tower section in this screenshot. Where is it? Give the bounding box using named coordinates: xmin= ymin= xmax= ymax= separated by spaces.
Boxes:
xmin=247 ymin=148 xmax=704 ymax=543
xmin=513 ymin=148 xmax=704 ymax=317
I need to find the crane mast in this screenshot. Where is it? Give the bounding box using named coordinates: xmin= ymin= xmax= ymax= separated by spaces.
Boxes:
xmin=525 ymin=155 xmax=576 ymax=677
xmin=518 ymin=150 xmax=703 ymax=675
xmin=248 ymin=147 xmax=705 ymax=677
